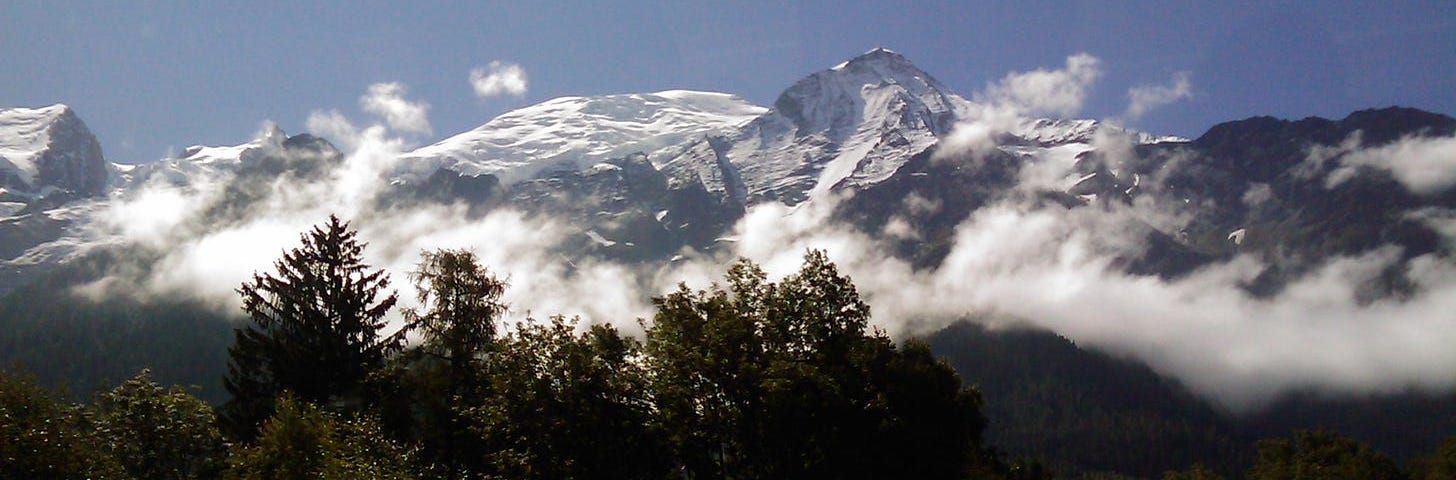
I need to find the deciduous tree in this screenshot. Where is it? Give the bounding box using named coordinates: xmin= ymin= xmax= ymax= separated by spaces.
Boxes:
xmin=91 ymin=369 xmax=225 ymax=480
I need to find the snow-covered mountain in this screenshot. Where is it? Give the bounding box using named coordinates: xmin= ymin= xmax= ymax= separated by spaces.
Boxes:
xmin=656 ymin=48 xmax=1176 ymax=209
xmin=3 ymin=48 xmax=1454 ymax=299
xmin=0 ymin=104 xmax=109 ymax=202
xmin=119 ymin=124 xmax=284 ymax=186
xmin=401 ymin=90 xmax=766 ymax=184
xmin=659 ymin=48 xmax=968 ymax=207
xmin=0 ymin=105 xmax=115 ymax=292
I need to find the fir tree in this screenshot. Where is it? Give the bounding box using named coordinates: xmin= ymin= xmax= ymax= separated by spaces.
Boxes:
xmin=221 ymin=215 xmax=401 ymax=438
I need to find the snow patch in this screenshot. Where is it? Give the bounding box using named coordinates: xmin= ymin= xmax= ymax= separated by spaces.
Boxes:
xmin=403 ymin=90 xmax=766 ymax=184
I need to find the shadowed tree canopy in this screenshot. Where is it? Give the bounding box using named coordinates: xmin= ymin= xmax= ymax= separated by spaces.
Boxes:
xmin=644 ymin=250 xmax=991 ymax=479
xmin=91 ymin=369 xmax=226 ymax=480
xmin=0 ymin=369 xmax=126 ymax=479
xmin=221 ymin=215 xmax=402 ymax=438
xmin=1246 ymin=429 xmax=1403 ymax=480
xmin=469 ymin=316 xmax=669 ymax=480
xmin=224 ymin=394 xmax=416 ymax=480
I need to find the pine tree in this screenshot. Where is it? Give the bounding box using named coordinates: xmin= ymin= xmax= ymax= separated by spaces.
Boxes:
xmin=221 ymin=215 xmax=401 ymax=438
xmin=392 ymin=248 xmax=507 ymax=477
xmin=405 ymin=249 xmax=506 ymax=364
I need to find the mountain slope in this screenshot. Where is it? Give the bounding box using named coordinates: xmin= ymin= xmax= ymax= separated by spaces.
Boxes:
xmin=402 ymin=90 xmax=766 ymax=184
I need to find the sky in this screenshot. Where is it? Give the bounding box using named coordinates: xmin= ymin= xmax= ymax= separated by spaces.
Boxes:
xmin=2 ymin=1 xmax=1453 ymax=165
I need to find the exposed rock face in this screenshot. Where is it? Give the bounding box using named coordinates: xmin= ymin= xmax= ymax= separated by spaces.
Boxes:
xmin=36 ymin=108 xmax=109 ymax=196
xmin=0 ymin=104 xmax=108 ymax=198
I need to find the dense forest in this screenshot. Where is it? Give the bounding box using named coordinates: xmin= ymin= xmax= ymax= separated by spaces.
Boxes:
xmin=4 ymin=217 xmax=1456 ymax=479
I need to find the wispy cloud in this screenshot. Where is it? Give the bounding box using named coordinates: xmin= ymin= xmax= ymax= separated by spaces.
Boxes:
xmin=359 ymin=82 xmax=432 ymax=135
xmin=979 ymin=52 xmax=1102 ymax=117
xmin=940 ymin=53 xmax=1103 ymax=160
xmin=1125 ymin=71 xmax=1192 ymax=120
xmin=1328 ymin=133 xmax=1456 ymax=195
xmin=470 ymin=61 xmax=529 ymax=99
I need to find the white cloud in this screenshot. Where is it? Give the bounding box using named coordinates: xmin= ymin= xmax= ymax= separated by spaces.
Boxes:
xmin=359 ymin=82 xmax=432 ymax=135
xmin=1125 ymin=71 xmax=1193 ymax=120
xmin=1329 ymin=134 xmax=1456 ymax=195
xmin=698 ymin=190 xmax=1456 ymax=412
xmin=978 ymin=53 xmax=1102 ymax=118
xmin=939 ymin=53 xmax=1103 ymax=160
xmin=470 ymin=61 xmax=529 ymax=99
xmin=305 ymin=110 xmax=361 ymax=151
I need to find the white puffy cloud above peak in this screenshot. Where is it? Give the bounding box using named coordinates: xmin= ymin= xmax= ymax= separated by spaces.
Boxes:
xmin=359 ymin=82 xmax=432 ymax=135
xmin=470 ymin=61 xmax=529 ymax=99
xmin=978 ymin=52 xmax=1102 ymax=118
xmin=1125 ymin=71 xmax=1193 ymax=121
xmin=305 ymin=110 xmax=360 ymax=150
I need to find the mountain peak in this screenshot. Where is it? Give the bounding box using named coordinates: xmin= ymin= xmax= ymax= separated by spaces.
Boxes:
xmin=772 ymin=48 xmax=962 ymax=136
xmin=663 ymin=49 xmax=973 ymax=206
xmin=830 ymin=47 xmax=907 ymax=70
xmin=0 ymin=103 xmax=107 ymax=196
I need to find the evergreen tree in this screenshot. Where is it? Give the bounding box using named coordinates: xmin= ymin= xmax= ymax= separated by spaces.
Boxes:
xmin=387 ymin=248 xmax=508 ymax=478
xmin=405 ymin=249 xmax=506 ymax=364
xmin=221 ymin=215 xmax=402 ymax=438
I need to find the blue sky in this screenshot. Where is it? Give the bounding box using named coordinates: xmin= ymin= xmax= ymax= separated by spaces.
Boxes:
xmin=3 ymin=0 xmax=1453 ymax=164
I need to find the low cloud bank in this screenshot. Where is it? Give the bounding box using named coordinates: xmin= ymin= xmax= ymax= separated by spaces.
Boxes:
xmin=1323 ymin=133 xmax=1456 ymax=195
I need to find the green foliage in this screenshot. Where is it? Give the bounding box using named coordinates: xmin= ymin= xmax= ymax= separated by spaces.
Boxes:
xmin=1245 ymin=390 xmax=1456 ymax=468
xmin=468 ymin=316 xmax=668 ymax=479
xmin=645 ymin=250 xmax=990 ymax=479
xmin=1246 ymin=429 xmax=1403 ymax=480
xmin=225 ymin=395 xmax=415 ymax=480
xmin=0 ymin=369 xmax=127 ymax=479
xmin=222 ymin=215 xmax=403 ymax=439
xmin=1410 ymin=435 xmax=1456 ymax=480
xmin=405 ymin=249 xmax=507 ymax=362
xmin=90 ymin=369 xmax=226 ymax=480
